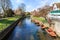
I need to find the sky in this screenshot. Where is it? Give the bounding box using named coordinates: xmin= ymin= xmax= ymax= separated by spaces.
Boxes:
xmin=10 ymin=0 xmax=60 ymax=12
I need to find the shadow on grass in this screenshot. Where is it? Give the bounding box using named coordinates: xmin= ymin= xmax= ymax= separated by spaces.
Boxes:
xmin=0 ymin=19 xmax=16 ymax=31
xmin=0 ymin=19 xmax=15 ymax=24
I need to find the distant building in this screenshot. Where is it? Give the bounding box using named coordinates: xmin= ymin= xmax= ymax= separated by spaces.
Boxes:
xmin=14 ymin=8 xmax=22 ymax=15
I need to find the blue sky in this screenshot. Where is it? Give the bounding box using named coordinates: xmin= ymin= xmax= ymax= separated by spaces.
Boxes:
xmin=10 ymin=0 xmax=60 ymax=12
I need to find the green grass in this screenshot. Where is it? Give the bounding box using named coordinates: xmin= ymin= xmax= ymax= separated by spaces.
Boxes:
xmin=0 ymin=16 xmax=20 ymax=31
xmin=32 ymin=17 xmax=47 ymax=23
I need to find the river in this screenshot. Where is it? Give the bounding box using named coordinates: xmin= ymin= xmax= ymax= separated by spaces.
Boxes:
xmin=7 ymin=18 xmax=60 ymax=40
xmin=8 ymin=18 xmax=41 ymax=40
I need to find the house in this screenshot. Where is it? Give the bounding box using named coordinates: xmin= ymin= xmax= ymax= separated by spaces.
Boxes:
xmin=47 ymin=3 xmax=60 ymax=37
xmin=53 ymin=3 xmax=60 ymax=9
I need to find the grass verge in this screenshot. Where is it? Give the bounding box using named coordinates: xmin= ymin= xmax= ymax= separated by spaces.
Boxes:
xmin=0 ymin=16 xmax=20 ymax=31
xmin=32 ymin=16 xmax=47 ymax=23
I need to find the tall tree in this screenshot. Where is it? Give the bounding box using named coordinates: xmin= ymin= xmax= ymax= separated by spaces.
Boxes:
xmin=18 ymin=3 xmax=26 ymax=16
xmin=19 ymin=3 xmax=26 ymax=12
xmin=38 ymin=5 xmax=53 ymax=17
xmin=0 ymin=0 xmax=12 ymax=17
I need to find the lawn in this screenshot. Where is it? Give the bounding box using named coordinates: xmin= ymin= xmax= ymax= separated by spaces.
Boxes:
xmin=0 ymin=16 xmax=20 ymax=32
xmin=32 ymin=16 xmax=50 ymax=27
xmin=32 ymin=16 xmax=47 ymax=23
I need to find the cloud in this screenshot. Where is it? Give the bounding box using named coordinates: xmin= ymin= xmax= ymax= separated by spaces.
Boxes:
xmin=26 ymin=5 xmax=32 ymax=12
xmin=26 ymin=5 xmax=31 ymax=9
xmin=11 ymin=0 xmax=24 ymax=5
xmin=26 ymin=0 xmax=48 ymax=11
xmin=16 ymin=0 xmax=24 ymax=3
xmin=11 ymin=0 xmax=60 ymax=11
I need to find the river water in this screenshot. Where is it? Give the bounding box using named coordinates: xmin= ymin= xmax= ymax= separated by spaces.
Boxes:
xmin=8 ymin=18 xmax=41 ymax=40
xmin=8 ymin=18 xmax=60 ymax=40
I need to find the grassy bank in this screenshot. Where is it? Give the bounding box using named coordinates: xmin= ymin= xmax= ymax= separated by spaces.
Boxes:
xmin=32 ymin=17 xmax=47 ymax=23
xmin=32 ymin=16 xmax=50 ymax=27
xmin=0 ymin=16 xmax=20 ymax=31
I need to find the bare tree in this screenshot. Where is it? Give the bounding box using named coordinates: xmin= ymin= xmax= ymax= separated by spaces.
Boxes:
xmin=18 ymin=3 xmax=26 ymax=16
xmin=0 ymin=0 xmax=12 ymax=17
xmin=19 ymin=3 xmax=26 ymax=12
xmin=38 ymin=5 xmax=53 ymax=17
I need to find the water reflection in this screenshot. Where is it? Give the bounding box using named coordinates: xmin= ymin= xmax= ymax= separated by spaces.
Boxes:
xmin=8 ymin=18 xmax=40 ymax=40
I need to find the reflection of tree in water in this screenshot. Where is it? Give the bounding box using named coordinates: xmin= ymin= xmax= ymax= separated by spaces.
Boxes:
xmin=36 ymin=29 xmax=46 ymax=40
xmin=17 ymin=18 xmax=46 ymax=40
xmin=18 ymin=22 xmax=21 ymax=26
xmin=30 ymin=34 xmax=34 ymax=40
xmin=30 ymin=30 xmax=44 ymax=40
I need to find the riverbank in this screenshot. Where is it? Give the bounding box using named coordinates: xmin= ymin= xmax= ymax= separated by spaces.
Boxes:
xmin=31 ymin=16 xmax=50 ymax=27
xmin=0 ymin=16 xmax=20 ymax=32
xmin=31 ymin=16 xmax=60 ymax=40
